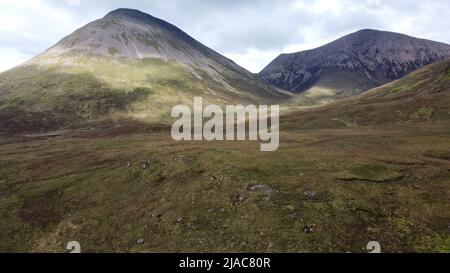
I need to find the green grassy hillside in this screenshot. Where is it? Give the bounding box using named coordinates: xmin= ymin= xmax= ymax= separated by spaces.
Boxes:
xmin=282 ymin=60 xmax=450 ymax=129
xmin=0 ymin=56 xmax=285 ymax=133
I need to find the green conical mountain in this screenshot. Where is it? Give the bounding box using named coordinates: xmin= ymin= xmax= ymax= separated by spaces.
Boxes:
xmin=0 ymin=8 xmax=286 ymax=133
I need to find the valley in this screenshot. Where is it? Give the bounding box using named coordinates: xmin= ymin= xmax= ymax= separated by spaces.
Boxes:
xmin=0 ymin=8 xmax=449 ymax=253
xmin=0 ymin=122 xmax=449 ymax=252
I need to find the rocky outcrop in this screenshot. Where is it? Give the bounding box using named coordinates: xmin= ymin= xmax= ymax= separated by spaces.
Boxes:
xmin=260 ymin=29 xmax=450 ymax=95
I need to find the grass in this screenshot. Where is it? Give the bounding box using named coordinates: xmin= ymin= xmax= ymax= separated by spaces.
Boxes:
xmin=0 ymin=123 xmax=449 ymax=253
xmin=0 ymin=55 xmax=287 ymax=133
xmin=282 ymin=60 xmax=450 ymax=129
xmin=0 ymin=55 xmax=449 ymax=253
xmin=108 ymin=47 xmax=119 ymax=56
xmin=335 ymin=164 xmax=404 ymax=182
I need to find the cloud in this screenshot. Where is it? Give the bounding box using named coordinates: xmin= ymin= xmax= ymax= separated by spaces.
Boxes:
xmin=225 ymin=48 xmax=282 ymax=73
xmin=0 ymin=0 xmax=449 ymax=73
xmin=66 ymin=0 xmax=81 ymax=6
xmin=0 ymin=48 xmax=32 ymax=72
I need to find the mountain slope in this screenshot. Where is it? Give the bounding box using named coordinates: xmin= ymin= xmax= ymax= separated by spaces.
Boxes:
xmin=0 ymin=8 xmax=286 ymax=133
xmin=282 ymin=59 xmax=450 ymax=129
xmin=261 ymin=29 xmax=450 ymax=103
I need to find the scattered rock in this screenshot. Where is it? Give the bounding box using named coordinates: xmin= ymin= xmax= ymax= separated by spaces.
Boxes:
xmin=248 ymin=184 xmax=269 ymax=191
xmin=239 ymin=194 xmax=245 ymax=202
xmin=288 ymin=213 xmax=297 ymax=221
xmin=137 ymin=239 xmax=145 ymax=245
xmin=218 ymin=208 xmax=226 ymax=213
xmin=304 ymin=191 xmax=317 ymax=198
xmin=247 ymin=184 xmax=277 ymax=201
xmin=151 ymin=213 xmax=162 ymax=220
xmin=141 ymin=161 xmax=150 ymax=170
xmin=303 ymin=225 xmax=316 ymax=234
xmin=127 ymin=162 xmax=132 ymax=168
xmin=176 ymin=217 xmax=184 ymax=224
xmin=211 ymin=174 xmax=225 ymax=183
xmin=229 ymin=192 xmax=246 ymax=205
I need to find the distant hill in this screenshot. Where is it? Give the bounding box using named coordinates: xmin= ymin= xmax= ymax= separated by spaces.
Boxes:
xmin=281 ymin=59 xmax=450 ymax=129
xmin=0 ymin=8 xmax=286 ymax=133
xmin=261 ymin=29 xmax=450 ymax=103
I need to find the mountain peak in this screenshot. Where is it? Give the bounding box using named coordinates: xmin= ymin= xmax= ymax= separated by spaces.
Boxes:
xmin=0 ymin=9 xmax=285 ymax=133
xmin=106 ymin=8 xmax=146 ymax=16
xmin=354 ymin=28 xmax=381 ymax=33
xmin=349 ymin=28 xmax=389 ymax=37
xmin=103 ymin=8 xmax=181 ymax=34
xmin=260 ymin=30 xmax=450 ymax=97
xmin=105 ymin=8 xmax=159 ymax=23
xmin=44 ymin=8 xmax=241 ymax=71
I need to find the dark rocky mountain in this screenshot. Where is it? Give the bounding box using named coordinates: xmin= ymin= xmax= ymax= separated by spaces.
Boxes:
xmin=260 ymin=29 xmax=450 ymax=101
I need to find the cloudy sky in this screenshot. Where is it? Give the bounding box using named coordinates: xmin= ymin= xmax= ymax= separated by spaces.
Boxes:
xmin=1 ymin=0 xmax=449 ymax=73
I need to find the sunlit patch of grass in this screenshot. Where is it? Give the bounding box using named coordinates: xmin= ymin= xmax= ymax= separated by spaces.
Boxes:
xmin=335 ymin=164 xmax=404 ymax=182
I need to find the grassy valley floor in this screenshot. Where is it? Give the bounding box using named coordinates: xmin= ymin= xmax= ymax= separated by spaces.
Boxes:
xmin=0 ymin=123 xmax=449 ymax=253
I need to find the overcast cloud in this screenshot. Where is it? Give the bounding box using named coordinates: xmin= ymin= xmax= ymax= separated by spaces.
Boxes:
xmin=0 ymin=0 xmax=449 ymax=72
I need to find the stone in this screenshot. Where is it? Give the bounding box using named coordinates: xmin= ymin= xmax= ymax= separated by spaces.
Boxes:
xmin=248 ymin=184 xmax=270 ymax=191
xmin=229 ymin=192 xmax=245 ymax=205
xmin=137 ymin=239 xmax=145 ymax=245
xmin=303 ymin=225 xmax=316 ymax=234
xmin=151 ymin=213 xmax=162 ymax=220
xmin=140 ymin=160 xmax=151 ymax=169
xmin=238 ymin=194 xmax=246 ymax=202
xmin=304 ymin=191 xmax=317 ymax=198
xmin=288 ymin=213 xmax=297 ymax=221
xmin=247 ymin=184 xmax=277 ymax=201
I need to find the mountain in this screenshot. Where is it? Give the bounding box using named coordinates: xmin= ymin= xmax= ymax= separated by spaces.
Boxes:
xmin=0 ymin=8 xmax=286 ymax=133
xmin=281 ymin=59 xmax=450 ymax=129
xmin=260 ymin=29 xmax=450 ymax=103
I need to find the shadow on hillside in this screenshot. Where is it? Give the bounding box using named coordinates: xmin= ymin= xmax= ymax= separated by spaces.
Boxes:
xmin=0 ymin=68 xmax=154 ymax=134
